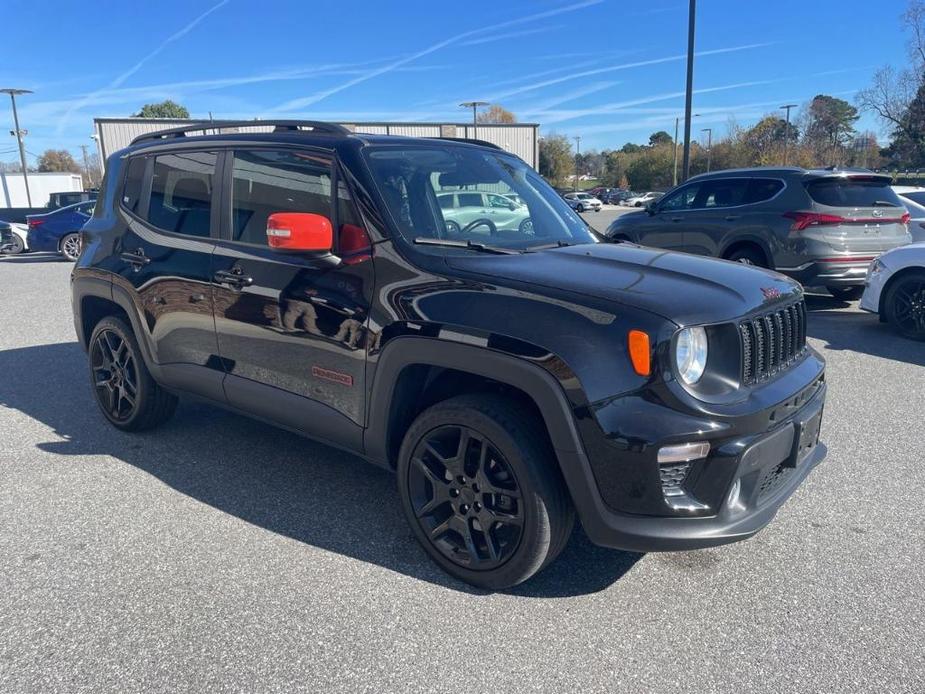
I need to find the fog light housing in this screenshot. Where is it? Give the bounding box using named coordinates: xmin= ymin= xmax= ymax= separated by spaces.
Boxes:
xmin=658 ymin=441 xmax=711 ymax=464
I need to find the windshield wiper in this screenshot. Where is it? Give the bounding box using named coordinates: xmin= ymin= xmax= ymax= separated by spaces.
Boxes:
xmin=525 ymin=240 xmax=573 ymax=252
xmin=871 ymin=200 xmax=900 ymax=207
xmin=413 ymin=237 xmax=520 ymax=254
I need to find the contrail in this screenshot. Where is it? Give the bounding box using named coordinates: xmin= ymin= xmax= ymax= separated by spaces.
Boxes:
xmin=58 ymin=0 xmax=230 ymax=133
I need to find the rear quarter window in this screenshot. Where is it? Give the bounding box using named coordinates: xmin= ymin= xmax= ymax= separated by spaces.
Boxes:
xmin=121 ymin=156 xmax=147 ymax=214
xmin=806 ymin=178 xmax=903 ymax=208
xmin=745 ymin=178 xmax=784 ymax=204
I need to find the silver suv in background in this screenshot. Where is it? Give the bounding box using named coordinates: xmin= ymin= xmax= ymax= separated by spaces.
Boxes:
xmin=604 ymin=167 xmax=913 ymax=300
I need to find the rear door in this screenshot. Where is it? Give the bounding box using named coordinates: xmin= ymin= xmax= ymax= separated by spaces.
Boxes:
xmin=111 ymin=149 xmax=222 ymax=398
xmin=210 ymin=147 xmax=374 ymax=442
xmin=805 ymin=175 xmax=910 ymax=253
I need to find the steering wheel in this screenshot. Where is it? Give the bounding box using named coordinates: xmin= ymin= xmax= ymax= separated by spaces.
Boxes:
xmin=461 ymin=219 xmax=498 ymax=237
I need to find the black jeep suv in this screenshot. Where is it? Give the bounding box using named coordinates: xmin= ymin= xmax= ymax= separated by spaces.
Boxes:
xmin=71 ymin=121 xmax=826 ymax=589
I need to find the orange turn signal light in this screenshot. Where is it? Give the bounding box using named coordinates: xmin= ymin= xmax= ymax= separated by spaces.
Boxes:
xmin=628 ymin=330 xmax=651 ymax=376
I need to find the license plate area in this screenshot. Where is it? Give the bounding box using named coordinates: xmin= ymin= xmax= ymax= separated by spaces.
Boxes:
xmin=787 ymin=404 xmax=823 ymax=467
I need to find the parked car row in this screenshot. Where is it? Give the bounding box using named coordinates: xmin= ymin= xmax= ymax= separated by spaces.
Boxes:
xmin=1 ymin=198 xmax=95 ymax=260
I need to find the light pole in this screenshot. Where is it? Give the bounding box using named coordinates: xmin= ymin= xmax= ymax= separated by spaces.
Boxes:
xmin=701 ymin=127 xmax=713 ymax=173
xmin=780 ymin=103 xmax=797 ymax=166
xmin=573 ymin=135 xmax=581 ymax=191
xmin=80 ymin=144 xmax=91 ymax=188
xmin=680 ymin=0 xmax=697 ymax=182
xmin=459 ymin=101 xmax=489 ymax=140
xmin=1 ymin=88 xmax=33 ymax=207
xmin=673 ymin=113 xmax=700 ymax=186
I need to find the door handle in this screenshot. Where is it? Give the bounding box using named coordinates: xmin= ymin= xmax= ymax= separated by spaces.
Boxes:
xmin=120 ymin=248 xmax=151 ymax=270
xmin=214 ymin=269 xmax=253 ymax=288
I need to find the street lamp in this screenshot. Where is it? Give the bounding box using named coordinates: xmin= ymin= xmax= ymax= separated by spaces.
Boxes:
xmin=573 ymin=135 xmax=581 ymax=191
xmin=701 ymin=127 xmax=713 ymax=173
xmin=680 ymin=0 xmax=697 ymax=182
xmin=673 ymin=113 xmax=700 ymax=186
xmin=459 ymin=101 xmax=489 ymax=140
xmin=1 ymin=88 xmax=33 ymax=207
xmin=780 ymin=103 xmax=797 ymax=166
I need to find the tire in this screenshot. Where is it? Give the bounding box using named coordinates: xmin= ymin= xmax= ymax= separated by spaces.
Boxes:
xmin=3 ymin=234 xmax=25 ymax=255
xmin=577 ymin=203 xmax=586 ymax=213
xmin=88 ymin=316 xmax=178 ymax=431
xmin=519 ymin=217 xmax=533 ymax=234
xmin=726 ymin=247 xmax=767 ymax=268
xmin=397 ymin=393 xmax=575 ymax=590
xmin=883 ymin=271 xmax=925 ymax=340
xmin=60 ymin=233 xmax=82 ymax=262
xmin=826 ymin=285 xmax=864 ymax=301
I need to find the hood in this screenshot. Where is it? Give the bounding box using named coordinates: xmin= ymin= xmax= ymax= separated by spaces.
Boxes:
xmin=446 ymin=243 xmax=802 ymax=326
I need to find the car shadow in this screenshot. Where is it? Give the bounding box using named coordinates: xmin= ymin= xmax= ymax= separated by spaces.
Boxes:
xmin=0 ymin=341 xmax=642 ymax=597
xmin=0 ymin=252 xmax=65 ymax=264
xmin=804 ymin=293 xmax=925 ymax=367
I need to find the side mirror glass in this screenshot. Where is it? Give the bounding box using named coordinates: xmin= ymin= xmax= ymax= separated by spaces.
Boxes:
xmin=266 ymin=212 xmax=333 ymax=252
xmin=645 ymin=202 xmax=658 ymax=215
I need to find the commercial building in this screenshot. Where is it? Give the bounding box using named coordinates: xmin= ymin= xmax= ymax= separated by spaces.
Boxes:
xmin=0 ymin=172 xmax=83 ymax=208
xmin=93 ymin=118 xmax=539 ymax=170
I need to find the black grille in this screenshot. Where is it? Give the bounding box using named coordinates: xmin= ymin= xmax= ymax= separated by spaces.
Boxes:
xmin=757 ymin=462 xmax=793 ymax=501
xmin=739 ymin=300 xmax=807 ymax=385
xmin=659 ymin=462 xmax=691 ymax=496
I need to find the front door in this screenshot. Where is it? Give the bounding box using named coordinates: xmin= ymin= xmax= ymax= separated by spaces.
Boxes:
xmin=636 ymin=182 xmax=701 ymax=251
xmin=210 ymin=148 xmax=374 ymax=445
xmin=111 ymin=150 xmax=221 ymax=397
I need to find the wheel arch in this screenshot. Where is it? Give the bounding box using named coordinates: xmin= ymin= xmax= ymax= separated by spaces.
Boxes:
xmin=879 ymin=265 xmax=925 ymax=315
xmin=364 ymin=337 xmax=584 ymax=472
xmin=720 ymin=237 xmax=773 ymax=267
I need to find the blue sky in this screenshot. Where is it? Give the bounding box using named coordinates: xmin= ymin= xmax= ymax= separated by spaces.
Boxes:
xmin=0 ymin=0 xmax=911 ymax=163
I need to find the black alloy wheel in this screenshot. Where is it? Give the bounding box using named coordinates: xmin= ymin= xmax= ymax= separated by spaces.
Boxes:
xmin=87 ymin=316 xmax=177 ymax=430
xmin=885 ymin=272 xmax=925 ymax=340
xmin=397 ymin=394 xmax=575 ymax=589
xmin=407 ymin=424 xmax=524 ymax=571
xmin=91 ymin=328 xmax=139 ymax=423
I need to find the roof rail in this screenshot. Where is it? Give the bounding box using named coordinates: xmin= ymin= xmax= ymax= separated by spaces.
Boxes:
xmin=434 ymin=136 xmax=503 ymax=151
xmin=130 ymin=119 xmax=351 ymax=145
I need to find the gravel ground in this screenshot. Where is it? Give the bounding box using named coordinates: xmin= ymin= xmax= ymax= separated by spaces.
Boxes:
xmin=1 ymin=253 xmax=923 ymax=693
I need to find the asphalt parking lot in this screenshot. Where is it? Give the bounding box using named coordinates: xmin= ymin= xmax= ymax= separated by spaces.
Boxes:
xmin=1 ymin=254 xmax=924 ymax=693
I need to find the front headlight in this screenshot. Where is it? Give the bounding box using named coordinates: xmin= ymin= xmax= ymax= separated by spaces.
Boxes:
xmin=675 ymin=327 xmax=708 ymax=385
xmin=868 ymin=258 xmax=885 ymax=276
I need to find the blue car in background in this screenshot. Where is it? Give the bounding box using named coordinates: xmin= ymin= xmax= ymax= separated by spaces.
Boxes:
xmin=26 ymin=200 xmax=95 ymax=261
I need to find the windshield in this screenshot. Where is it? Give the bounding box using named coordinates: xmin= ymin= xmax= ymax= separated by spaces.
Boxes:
xmin=363 ymin=145 xmax=596 ymax=250
xmin=805 ymin=177 xmax=903 ymax=208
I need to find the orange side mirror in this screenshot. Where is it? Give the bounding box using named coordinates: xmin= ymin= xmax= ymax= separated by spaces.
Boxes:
xmin=266 ymin=212 xmax=333 ymax=252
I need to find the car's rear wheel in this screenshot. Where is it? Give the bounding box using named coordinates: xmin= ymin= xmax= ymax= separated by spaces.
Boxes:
xmin=726 ymin=247 xmax=767 ymax=268
xmin=827 ymin=286 xmax=864 ymax=301
xmin=883 ymin=271 xmax=925 ymax=340
xmin=88 ymin=317 xmax=178 ymax=431
xmin=60 ymin=233 xmax=81 ymax=262
xmin=397 ymin=393 xmax=575 ymax=590
xmin=519 ymin=218 xmax=533 ymax=234
xmin=3 ymin=234 xmax=25 ymax=255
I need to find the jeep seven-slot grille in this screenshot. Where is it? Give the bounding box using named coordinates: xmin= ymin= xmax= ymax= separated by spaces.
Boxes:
xmin=739 ymin=300 xmax=807 ymax=385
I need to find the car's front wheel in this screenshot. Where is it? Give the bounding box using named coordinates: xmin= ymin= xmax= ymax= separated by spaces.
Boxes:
xmin=3 ymin=234 xmax=25 ymax=255
xmin=883 ymin=271 xmax=925 ymax=340
xmin=60 ymin=233 xmax=82 ymax=262
xmin=397 ymin=394 xmax=575 ymax=590
xmin=88 ymin=316 xmax=178 ymax=431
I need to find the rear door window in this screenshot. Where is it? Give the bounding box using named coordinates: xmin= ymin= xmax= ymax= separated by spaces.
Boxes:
xmin=147 ymin=152 xmax=216 ymax=237
xmin=121 ymin=156 xmax=147 ymax=215
xmin=806 ymin=178 xmax=904 ymax=208
xmin=697 ymin=179 xmax=749 ymax=208
xmin=745 ymin=178 xmax=784 ymax=204
xmin=457 ymin=193 xmax=483 ymax=208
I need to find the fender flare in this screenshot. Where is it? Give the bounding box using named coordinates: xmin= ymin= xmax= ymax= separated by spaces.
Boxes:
xmin=363 ymin=336 xmax=583 ymax=465
xmin=719 ymin=235 xmax=775 ymax=268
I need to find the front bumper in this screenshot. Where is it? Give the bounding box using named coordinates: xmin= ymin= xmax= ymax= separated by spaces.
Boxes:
xmin=561 ymin=364 xmax=827 ymax=552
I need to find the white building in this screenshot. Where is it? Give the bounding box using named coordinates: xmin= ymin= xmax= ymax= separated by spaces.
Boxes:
xmin=93 ymin=118 xmax=540 ymax=170
xmin=0 ymin=172 xmax=83 ymax=208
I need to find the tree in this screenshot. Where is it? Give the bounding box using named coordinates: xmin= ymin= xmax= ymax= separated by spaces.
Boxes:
xmin=621 ymin=142 xmax=643 ymax=154
xmin=625 ymin=146 xmax=672 ymax=190
xmin=741 ymin=116 xmax=799 ymax=165
xmin=133 ymin=100 xmax=190 ymax=118
xmin=648 ymin=131 xmax=673 ymax=147
xmin=37 ymin=149 xmax=80 ymax=173
xmin=476 ymin=105 xmax=517 ymax=124
xmin=538 ymin=135 xmax=574 ymax=187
